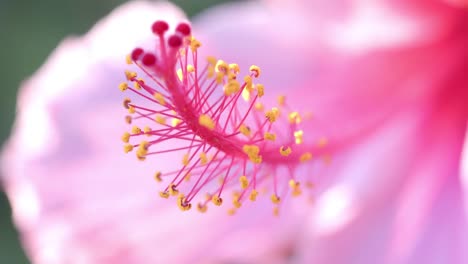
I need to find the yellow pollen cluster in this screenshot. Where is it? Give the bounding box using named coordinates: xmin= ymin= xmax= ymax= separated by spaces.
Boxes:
xmin=169 ymin=183 xmax=179 ymax=196
xmin=271 ymin=194 xmax=281 ymax=204
xmin=182 ymin=153 xmax=190 ymax=166
xmin=249 ymin=65 xmax=261 ymax=78
xmin=300 ymin=152 xmax=313 ymax=162
xmin=119 ymin=82 xmax=128 ymax=91
xmin=294 ymin=130 xmax=304 ymax=144
xmin=125 ymin=70 xmax=137 ymax=81
xmin=215 ymin=60 xmax=228 ymax=73
xmin=265 ymin=108 xmax=280 ymax=122
xmin=159 ymin=191 xmax=169 ymax=199
xmin=197 ymin=203 xmax=208 ymax=213
xmin=121 ymin=132 xmax=130 ymax=143
xmin=200 ymin=152 xmax=208 ymax=165
xmin=277 ymin=95 xmax=286 ymax=106
xmin=239 ymin=124 xmax=251 ymax=137
xmin=264 ymin=132 xmax=276 ymax=141
xmin=123 ymin=98 xmax=131 ymax=109
xmin=242 ymin=144 xmax=262 ymax=164
xmin=212 ymin=195 xmax=223 ymax=206
xmin=249 ymin=189 xmax=259 ymax=201
xmin=239 ymin=175 xmax=249 ymax=189
xmin=154 ymin=171 xmax=162 ymax=182
xmin=256 ymin=84 xmax=265 ymax=97
xmin=155 ymin=115 xmax=166 ymax=125
xmin=199 ymin=114 xmax=215 ymax=130
xmin=190 ymin=36 xmax=202 ymax=52
xmin=280 ymin=146 xmax=292 ymax=156
xmin=134 ymin=78 xmax=144 ymax=90
xmin=224 ymin=80 xmax=240 ymax=96
xmin=232 ymin=192 xmax=242 ymax=208
xmin=244 ymin=75 xmax=253 ymax=92
xmin=136 ymin=141 xmax=149 ymax=161
xmin=123 ymin=144 xmax=133 ymax=153
xmin=255 ymin=102 xmax=264 ymax=111
xmin=288 ymin=112 xmax=302 ymax=124
xmin=289 ymin=179 xmax=302 ymax=197
xmin=153 ymin=92 xmax=165 ymax=105
xmin=132 ymin=126 xmax=142 ymax=134
xmin=177 ymin=194 xmax=192 ymax=211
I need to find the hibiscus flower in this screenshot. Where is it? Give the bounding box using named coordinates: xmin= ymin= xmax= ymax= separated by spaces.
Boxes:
xmin=1 ymin=0 xmax=467 ymax=264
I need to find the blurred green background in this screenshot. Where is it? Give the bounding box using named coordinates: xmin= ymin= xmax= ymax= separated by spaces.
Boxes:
xmin=0 ymin=0 xmax=233 ymax=263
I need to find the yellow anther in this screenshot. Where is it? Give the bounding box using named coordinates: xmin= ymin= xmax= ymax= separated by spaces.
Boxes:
xmin=182 ymin=153 xmax=190 ymax=166
xmin=154 ymin=171 xmax=162 ymax=182
xmin=277 ymin=95 xmax=286 ymax=106
xmin=280 ymin=146 xmax=292 ymax=156
xmin=273 ymin=207 xmax=280 ymax=216
xmin=121 ymin=132 xmax=131 ymax=143
xmin=184 ymin=173 xmax=191 ymax=182
xmin=242 ymin=87 xmax=251 ymax=101
xmin=239 ymin=124 xmax=251 ymax=137
xmin=171 ymin=118 xmax=182 ymax=127
xmin=128 ymin=106 xmax=136 ymax=114
xmin=207 ymin=66 xmax=215 ymax=78
xmin=244 ymin=75 xmax=253 ymax=92
xmin=187 ymin=64 xmax=195 ymax=73
xmin=300 ymin=152 xmax=313 ymax=162
xmin=131 ymin=126 xmax=142 ymax=134
xmin=123 ymin=98 xmax=131 ymax=109
xmin=200 ymin=152 xmax=208 ymax=165
xmin=212 ymin=195 xmax=223 ymax=206
xmin=197 ymin=203 xmax=208 ymax=213
xmin=224 ymin=80 xmax=240 ymax=96
xmin=294 ymin=130 xmax=304 ymax=144
xmin=266 ymin=107 xmax=280 ymax=122
xmin=256 ymin=84 xmax=265 ymax=97
xmin=123 ymin=144 xmax=133 ymax=153
xmin=143 ymin=126 xmax=151 ymax=135
xmin=206 ymin=56 xmax=217 ymax=66
xmin=229 ymin=63 xmax=240 ymax=74
xmin=318 ymin=137 xmax=328 ymax=147
xmin=215 ymin=72 xmax=224 ymax=84
xmin=134 ymin=78 xmax=144 ymax=90
xmin=233 ymin=196 xmax=242 ymax=208
xmin=168 ymin=183 xmax=179 ymax=196
xmin=177 ymin=69 xmax=183 ymax=81
xmin=190 ymin=36 xmax=202 ymax=52
xmin=153 ymin=92 xmax=165 ymax=105
xmin=119 ymin=82 xmax=128 ymax=91
xmin=249 ymin=65 xmax=261 ymax=77
xmin=227 ymin=208 xmax=236 ymax=216
xmin=271 ymin=194 xmax=281 ymax=204
xmin=249 ymin=189 xmax=258 ymax=201
xmin=289 ymin=179 xmax=302 ymax=196
xmin=215 ymin=60 xmax=228 ymax=73
xmin=255 ymin=102 xmax=264 ymax=111
xmin=155 ymin=115 xmax=166 ymax=125
xmin=264 ymin=132 xmax=276 ymax=141
xmin=242 ymin=144 xmax=260 ymax=156
xmin=126 ymin=54 xmax=133 ymax=65
xmin=239 ymin=175 xmax=249 ymax=189
xmin=199 ymin=114 xmax=215 ymax=130
xmin=242 ymin=144 xmax=262 ymax=163
xmin=227 ymin=71 xmax=237 ymax=81
xmin=288 ymin=112 xmax=302 ymax=124
xmin=159 ymin=191 xmax=169 ymax=199
xmin=136 ymin=141 xmax=149 ymax=158
xmin=124 ymin=70 xmax=137 ymax=81
xmin=177 ymin=194 xmax=192 ymax=211
xmin=125 ymin=115 xmax=132 ymax=124
xmin=288 ymin=179 xmax=297 ymax=188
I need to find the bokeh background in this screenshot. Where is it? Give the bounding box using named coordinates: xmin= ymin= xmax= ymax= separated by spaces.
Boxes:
xmin=0 ymin=0 xmax=234 ymax=263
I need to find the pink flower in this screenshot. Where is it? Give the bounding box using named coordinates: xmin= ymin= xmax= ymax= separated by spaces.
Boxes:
xmin=1 ymin=1 xmax=467 ymax=264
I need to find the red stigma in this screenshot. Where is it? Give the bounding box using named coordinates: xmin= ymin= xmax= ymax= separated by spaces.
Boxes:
xmin=168 ymin=35 xmax=182 ymax=48
xmin=176 ymin=22 xmax=191 ymax=36
xmin=142 ymin=53 xmax=156 ymax=66
xmin=151 ymin=20 xmax=169 ymax=35
xmin=131 ymin=48 xmax=144 ymax=61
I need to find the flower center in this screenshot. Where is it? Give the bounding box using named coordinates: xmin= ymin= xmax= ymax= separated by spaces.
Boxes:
xmin=119 ymin=20 xmax=331 ymax=215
